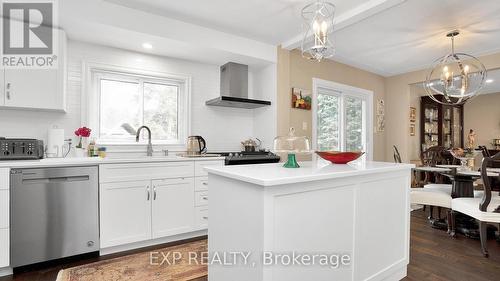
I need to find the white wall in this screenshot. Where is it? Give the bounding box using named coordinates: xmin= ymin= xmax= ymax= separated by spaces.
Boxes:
xmin=252 ymin=64 xmax=277 ymax=150
xmin=0 ymin=40 xmax=276 ymax=152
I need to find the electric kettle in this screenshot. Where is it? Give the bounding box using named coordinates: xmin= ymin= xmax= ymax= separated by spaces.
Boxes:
xmin=186 ymin=136 xmax=207 ymax=155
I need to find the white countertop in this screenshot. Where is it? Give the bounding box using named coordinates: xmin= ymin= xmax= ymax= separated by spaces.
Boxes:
xmin=0 ymin=155 xmax=225 ymax=169
xmin=205 ymin=160 xmax=415 ymax=186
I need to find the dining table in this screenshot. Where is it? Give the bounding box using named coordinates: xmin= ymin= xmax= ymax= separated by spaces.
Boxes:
xmin=435 ymin=165 xmax=499 ymax=198
xmin=413 ymin=165 xmax=500 ymax=238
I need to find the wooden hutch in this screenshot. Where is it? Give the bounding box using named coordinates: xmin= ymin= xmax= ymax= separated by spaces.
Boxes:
xmin=420 ymin=96 xmax=464 ymax=152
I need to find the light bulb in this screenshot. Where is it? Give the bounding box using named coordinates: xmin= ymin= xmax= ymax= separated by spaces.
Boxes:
xmin=313 ymin=20 xmax=319 ymax=33
xmin=463 ymin=65 xmax=469 ymax=73
xmin=320 ymin=21 xmax=327 ymax=35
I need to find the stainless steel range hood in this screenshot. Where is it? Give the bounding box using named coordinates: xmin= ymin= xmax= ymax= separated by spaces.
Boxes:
xmin=206 ymin=62 xmax=271 ymax=109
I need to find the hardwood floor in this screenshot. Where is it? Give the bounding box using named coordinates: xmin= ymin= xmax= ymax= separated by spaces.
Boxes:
xmin=404 ymin=210 xmax=500 ymax=281
xmin=2 ymin=210 xmax=500 ymax=281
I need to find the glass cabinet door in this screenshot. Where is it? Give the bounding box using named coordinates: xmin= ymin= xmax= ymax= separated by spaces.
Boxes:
xmin=422 ymin=105 xmax=439 ymax=151
xmin=451 ymin=107 xmax=462 ymax=148
xmin=442 ymin=106 xmax=452 ymax=148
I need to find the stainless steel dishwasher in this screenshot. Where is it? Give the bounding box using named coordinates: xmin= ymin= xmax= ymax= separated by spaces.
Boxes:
xmin=10 ymin=166 xmax=99 ymax=267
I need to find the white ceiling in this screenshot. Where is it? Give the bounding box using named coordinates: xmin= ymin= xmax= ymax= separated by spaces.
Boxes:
xmin=104 ymin=0 xmax=368 ymax=44
xmin=60 ymin=0 xmax=500 ymax=76
xmin=331 ymin=0 xmax=500 ymax=76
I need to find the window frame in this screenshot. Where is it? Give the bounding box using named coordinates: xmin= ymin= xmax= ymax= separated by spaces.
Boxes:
xmin=312 ymin=78 xmax=374 ymax=160
xmin=83 ymin=62 xmax=191 ymax=148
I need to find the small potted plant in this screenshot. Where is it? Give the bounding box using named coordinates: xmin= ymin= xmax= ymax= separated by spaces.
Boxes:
xmin=74 ymin=126 xmax=91 ymax=157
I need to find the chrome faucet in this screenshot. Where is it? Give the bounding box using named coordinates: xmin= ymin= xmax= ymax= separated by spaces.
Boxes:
xmin=136 ymin=126 xmax=153 ymax=156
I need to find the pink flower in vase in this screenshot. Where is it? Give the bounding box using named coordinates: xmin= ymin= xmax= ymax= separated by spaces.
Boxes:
xmin=75 ymin=127 xmax=92 ymax=148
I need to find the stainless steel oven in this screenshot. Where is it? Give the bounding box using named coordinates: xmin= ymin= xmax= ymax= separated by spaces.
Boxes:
xmin=10 ymin=166 xmax=99 ymax=267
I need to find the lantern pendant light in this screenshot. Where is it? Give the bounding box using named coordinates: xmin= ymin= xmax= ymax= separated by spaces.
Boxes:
xmin=301 ymin=1 xmax=335 ymax=62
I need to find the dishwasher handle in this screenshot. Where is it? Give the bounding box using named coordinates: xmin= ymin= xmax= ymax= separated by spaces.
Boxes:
xmin=22 ymin=175 xmax=90 ymax=184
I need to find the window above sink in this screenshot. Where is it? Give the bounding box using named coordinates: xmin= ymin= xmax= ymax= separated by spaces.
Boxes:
xmin=84 ymin=64 xmax=191 ymax=147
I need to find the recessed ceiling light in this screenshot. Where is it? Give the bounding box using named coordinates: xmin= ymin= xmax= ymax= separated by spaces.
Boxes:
xmin=486 ymin=79 xmax=494 ymax=83
xmin=142 ymin=43 xmax=153 ymax=50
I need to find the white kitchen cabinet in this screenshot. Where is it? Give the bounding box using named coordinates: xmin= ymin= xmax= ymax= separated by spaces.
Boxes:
xmin=0 ymin=190 xmax=8 ymax=229
xmin=195 ymin=177 xmax=209 ymax=191
xmin=195 ymin=207 xmax=208 ymax=230
xmin=195 ymin=191 xmax=209 ymax=207
xmin=1 ymin=29 xmax=66 ymax=111
xmin=99 ymin=160 xmax=222 ymax=250
xmin=0 ymin=229 xmax=8 ymax=268
xmin=152 ymin=178 xmax=195 ymax=239
xmin=195 ymin=160 xmax=223 ymax=177
xmin=4 ymin=69 xmax=61 ymax=110
xmin=0 ymin=169 xmax=8 ymax=189
xmin=0 ymin=168 xmax=8 ymax=268
xmin=0 ymin=71 xmax=4 ymax=106
xmin=100 ymin=180 xmax=152 ymax=248
xmin=100 ymin=162 xmax=194 ymax=183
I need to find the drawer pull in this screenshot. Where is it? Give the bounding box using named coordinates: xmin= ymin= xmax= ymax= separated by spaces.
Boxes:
xmin=202 ymin=182 xmax=208 ymax=186
xmin=202 ymin=216 xmax=208 ymax=220
xmin=202 ymin=196 xmax=208 ymax=200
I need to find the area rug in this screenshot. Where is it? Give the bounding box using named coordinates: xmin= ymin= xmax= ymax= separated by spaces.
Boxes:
xmin=56 ymin=239 xmax=207 ymax=281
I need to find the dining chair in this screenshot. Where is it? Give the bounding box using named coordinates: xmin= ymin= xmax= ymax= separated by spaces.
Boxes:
xmin=478 ymin=146 xmax=500 ymax=191
xmin=450 ymin=153 xmax=500 ymax=257
xmin=419 ymin=146 xmax=453 ymax=218
xmin=479 ymin=145 xmax=491 ymax=158
xmin=420 ymin=146 xmax=448 ymax=184
xmin=393 ymin=145 xmax=402 ymax=163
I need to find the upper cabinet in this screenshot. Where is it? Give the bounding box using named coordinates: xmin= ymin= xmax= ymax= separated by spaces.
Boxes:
xmin=1 ymin=29 xmax=67 ymax=112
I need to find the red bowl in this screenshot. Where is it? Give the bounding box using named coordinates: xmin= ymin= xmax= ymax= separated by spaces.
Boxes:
xmin=315 ymin=151 xmax=365 ymax=164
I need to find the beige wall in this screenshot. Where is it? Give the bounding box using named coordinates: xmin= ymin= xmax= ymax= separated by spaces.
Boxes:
xmin=464 ymin=93 xmax=500 ymax=147
xmin=409 ymin=85 xmax=427 ymax=161
xmin=278 ymin=48 xmax=500 ymax=163
xmin=384 ymin=53 xmax=500 ymax=163
xmin=277 ymin=48 xmax=386 ymax=161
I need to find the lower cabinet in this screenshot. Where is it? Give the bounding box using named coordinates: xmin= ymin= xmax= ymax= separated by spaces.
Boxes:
xmin=195 ymin=207 xmax=209 ymax=229
xmin=99 ymin=160 xmax=221 ymax=249
xmin=100 ymin=178 xmax=197 ymax=248
xmin=100 ymin=180 xmax=152 ymax=248
xmin=152 ymin=178 xmax=195 ymax=238
xmin=0 ymin=229 xmax=8 ymax=268
xmin=0 ymin=168 xmax=9 ymax=268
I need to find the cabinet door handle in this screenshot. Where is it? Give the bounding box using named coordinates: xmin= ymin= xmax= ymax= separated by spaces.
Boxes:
xmin=153 ymin=186 xmax=157 ymax=200
xmin=202 ymin=182 xmax=208 ymax=186
xmin=202 ymin=216 xmax=208 ymax=220
xmin=146 ymin=186 xmax=150 ymax=201
xmin=6 ymin=83 xmax=11 ymax=100
xmin=202 ymin=196 xmax=208 ymax=200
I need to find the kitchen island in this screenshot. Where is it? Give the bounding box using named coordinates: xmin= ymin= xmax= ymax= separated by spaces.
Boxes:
xmin=205 ymin=160 xmax=414 ymax=281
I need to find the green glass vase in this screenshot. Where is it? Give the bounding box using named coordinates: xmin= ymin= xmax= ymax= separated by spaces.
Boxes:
xmin=283 ymin=153 xmax=300 ymax=168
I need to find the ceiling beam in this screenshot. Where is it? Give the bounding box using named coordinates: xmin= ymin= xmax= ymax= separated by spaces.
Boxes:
xmin=280 ymin=0 xmax=408 ymax=50
xmin=60 ymin=0 xmax=277 ymax=64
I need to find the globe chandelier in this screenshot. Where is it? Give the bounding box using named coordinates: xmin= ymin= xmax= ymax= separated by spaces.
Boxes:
xmin=424 ymin=30 xmax=487 ymax=105
xmin=301 ymin=0 xmax=335 ymax=62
